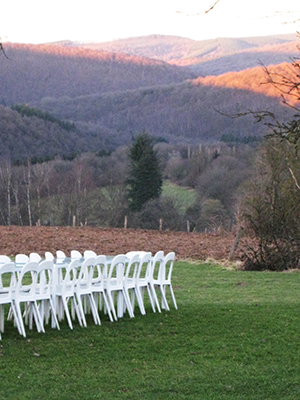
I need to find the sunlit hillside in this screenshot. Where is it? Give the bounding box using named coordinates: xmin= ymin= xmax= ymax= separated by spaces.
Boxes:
xmin=194 ymin=62 xmax=296 ymax=100
xmin=73 ymin=33 xmax=299 ymax=75
xmin=39 ymin=70 xmax=294 ymax=144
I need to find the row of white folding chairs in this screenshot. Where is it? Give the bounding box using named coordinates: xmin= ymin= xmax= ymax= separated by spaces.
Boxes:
xmin=73 ymin=251 xmax=177 ymax=323
xmin=0 ymin=253 xmax=43 ymax=264
xmin=2 ymin=250 xmax=98 ymax=264
xmin=123 ymin=251 xmax=177 ymax=317
xmin=0 ymin=260 xmax=60 ymax=339
xmin=0 ymin=257 xmax=106 ymax=338
xmin=0 ymin=251 xmax=177 ymax=338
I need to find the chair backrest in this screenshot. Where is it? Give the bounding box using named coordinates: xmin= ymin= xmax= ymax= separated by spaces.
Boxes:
xmin=78 ymin=257 xmax=97 ymax=289
xmin=56 ymin=250 xmax=66 ymax=259
xmin=149 ymin=251 xmax=164 ymax=282
xmin=93 ymin=255 xmax=108 ymax=285
xmin=37 ymin=260 xmax=54 ymax=298
xmin=29 ymin=252 xmax=42 ymax=262
xmin=62 ymin=259 xmax=80 ymax=295
xmin=45 ymin=251 xmax=54 ymax=261
xmin=0 ymin=262 xmax=17 ymax=303
xmin=126 ymin=251 xmax=148 ymax=258
xmin=15 ymin=254 xmax=29 ymax=264
xmin=136 ymin=252 xmax=152 ymax=280
xmin=125 ymin=253 xmax=140 ymax=280
xmin=0 ymin=255 xmax=11 ymax=263
xmin=107 ymin=255 xmax=127 ymax=288
xmin=71 ymin=250 xmax=82 ymax=259
xmin=164 ymin=252 xmax=175 ymax=282
xmin=84 ymin=250 xmax=97 ymax=258
xmin=15 ymin=261 xmax=39 ymax=301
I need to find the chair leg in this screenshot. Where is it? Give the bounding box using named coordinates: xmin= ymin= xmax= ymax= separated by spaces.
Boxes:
xmin=169 ymin=285 xmax=178 ymax=309
xmin=32 ymin=302 xmax=45 ymax=333
xmin=106 ymin=290 xmax=118 ymax=321
xmin=14 ymin=302 xmax=26 ymax=337
xmin=160 ymin=285 xmax=170 ymax=311
xmin=134 ymin=287 xmax=146 ymax=315
xmin=122 ymin=289 xmax=134 ymax=318
xmin=88 ymin=294 xmax=101 ymax=325
xmin=48 ymin=298 xmax=60 ymax=330
xmin=0 ymin=305 xmax=4 ymax=332
xmin=62 ymin=297 xmax=74 ymax=329
xmin=101 ymin=291 xmax=114 ymax=322
xmin=146 ymin=285 xmax=156 ymax=313
xmin=76 ymin=294 xmax=87 ymax=327
xmin=149 ymin=283 xmax=161 ymax=313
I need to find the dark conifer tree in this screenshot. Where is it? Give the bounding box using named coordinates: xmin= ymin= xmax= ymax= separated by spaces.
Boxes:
xmin=127 ymin=132 xmax=162 ymax=212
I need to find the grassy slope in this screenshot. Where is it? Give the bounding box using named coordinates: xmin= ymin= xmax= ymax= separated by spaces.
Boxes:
xmin=1 ymin=262 xmax=300 ymax=399
xmin=162 ymin=180 xmax=197 ymax=213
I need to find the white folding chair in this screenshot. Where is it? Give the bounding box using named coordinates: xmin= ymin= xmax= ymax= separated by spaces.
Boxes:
xmin=104 ymin=255 xmax=134 ymax=320
xmin=54 ymin=259 xmax=82 ymax=329
xmin=36 ymin=260 xmax=60 ymax=330
xmin=14 ymin=261 xmax=44 ymax=337
xmin=125 ymin=251 xmax=148 ymax=258
xmin=29 ymin=252 xmax=42 ymax=262
xmin=56 ymin=250 xmax=67 ymax=260
xmin=0 ymin=262 xmax=20 ymax=339
xmin=45 ymin=251 xmax=54 ymax=261
xmin=149 ymin=252 xmax=177 ymax=311
xmin=74 ymin=257 xmax=101 ymax=327
xmin=71 ymin=250 xmax=82 ymax=259
xmin=148 ymin=251 xmax=164 ymax=313
xmin=84 ymin=250 xmax=97 ymax=258
xmin=161 ymin=252 xmax=177 ymax=310
xmin=15 ymin=254 xmax=29 ymax=264
xmin=123 ymin=253 xmax=140 ymax=315
xmin=91 ymin=255 xmax=113 ymax=322
xmin=0 ymin=255 xmax=11 ymax=263
xmin=134 ymin=252 xmax=155 ymax=315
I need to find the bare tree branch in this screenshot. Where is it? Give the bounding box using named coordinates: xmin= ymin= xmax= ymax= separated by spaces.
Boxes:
xmin=288 ymin=166 xmax=300 ymax=190
xmin=176 ymin=0 xmax=221 ymax=16
xmin=0 ymin=42 xmax=9 ymax=59
xmin=205 ymin=0 xmax=221 ymax=14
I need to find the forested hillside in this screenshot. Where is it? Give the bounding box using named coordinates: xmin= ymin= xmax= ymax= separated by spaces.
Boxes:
xmin=0 ymin=106 xmax=93 ymax=163
xmin=38 ymin=63 xmax=295 ymax=144
xmin=75 ymin=33 xmax=299 ymax=75
xmin=0 ymin=43 xmax=195 ymax=105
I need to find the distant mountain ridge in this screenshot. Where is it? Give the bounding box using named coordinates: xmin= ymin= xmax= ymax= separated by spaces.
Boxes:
xmin=66 ymin=33 xmax=299 ymax=75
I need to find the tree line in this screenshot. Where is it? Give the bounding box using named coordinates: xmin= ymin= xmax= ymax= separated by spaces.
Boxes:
xmin=0 ymin=133 xmax=256 ymax=233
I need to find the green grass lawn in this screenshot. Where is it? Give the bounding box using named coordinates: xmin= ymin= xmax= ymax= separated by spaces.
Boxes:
xmin=1 ymin=262 xmax=300 ymax=399
xmin=162 ymin=181 xmax=197 ymax=213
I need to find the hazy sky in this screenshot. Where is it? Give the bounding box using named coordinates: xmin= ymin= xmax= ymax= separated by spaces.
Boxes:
xmin=1 ymin=0 xmax=300 ymax=44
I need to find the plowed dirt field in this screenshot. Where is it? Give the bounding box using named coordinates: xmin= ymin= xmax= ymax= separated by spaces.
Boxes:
xmin=0 ymin=226 xmax=246 ymax=262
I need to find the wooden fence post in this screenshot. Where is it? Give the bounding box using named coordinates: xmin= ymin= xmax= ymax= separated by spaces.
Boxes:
xmin=159 ymin=218 xmax=163 ymax=231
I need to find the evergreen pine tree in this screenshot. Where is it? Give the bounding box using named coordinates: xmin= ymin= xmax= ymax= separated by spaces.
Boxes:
xmin=127 ymin=133 xmax=162 ymax=212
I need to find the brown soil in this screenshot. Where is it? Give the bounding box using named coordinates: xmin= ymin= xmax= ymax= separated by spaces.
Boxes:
xmin=0 ymin=226 xmax=247 ymax=262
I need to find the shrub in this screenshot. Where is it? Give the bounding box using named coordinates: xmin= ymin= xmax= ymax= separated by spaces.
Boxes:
xmin=241 ymin=139 xmax=300 ymax=271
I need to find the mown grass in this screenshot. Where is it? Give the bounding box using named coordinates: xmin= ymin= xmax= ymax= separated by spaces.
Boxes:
xmin=162 ymin=181 xmax=197 ymax=213
xmin=1 ymin=262 xmax=300 ymax=399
